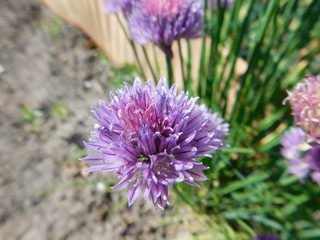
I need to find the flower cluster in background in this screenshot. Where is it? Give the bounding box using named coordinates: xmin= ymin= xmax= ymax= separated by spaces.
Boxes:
xmin=105 ymin=0 xmax=205 ymax=58
xmin=281 ymin=75 xmax=320 ymax=185
xmin=81 ymin=78 xmax=228 ymax=209
xmin=128 ymin=0 xmax=204 ymax=58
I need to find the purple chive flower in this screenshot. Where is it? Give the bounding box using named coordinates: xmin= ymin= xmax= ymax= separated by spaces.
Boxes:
xmin=284 ymin=74 xmax=320 ymax=141
xmin=81 ymin=77 xmax=229 ymax=209
xmin=281 ymin=127 xmax=320 ymax=185
xmin=127 ymin=0 xmax=205 ymax=58
xmin=254 ymin=233 xmax=281 ymax=240
xmin=280 ymin=127 xmax=310 ymax=180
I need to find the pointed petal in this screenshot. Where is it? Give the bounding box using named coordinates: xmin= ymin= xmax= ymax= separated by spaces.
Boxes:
xmin=127 ymin=180 xmax=144 ymax=206
xmin=112 ymin=174 xmax=134 ymax=190
xmin=187 ymin=168 xmax=208 ymax=181
xmin=79 ymin=154 xmax=104 ymax=165
xmin=85 ymin=164 xmax=119 ymax=173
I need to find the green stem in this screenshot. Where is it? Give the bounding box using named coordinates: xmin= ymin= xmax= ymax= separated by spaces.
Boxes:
xmin=230 ymin=0 xmax=278 ymax=126
xmin=142 ymin=46 xmax=157 ymax=81
xmin=198 ymin=37 xmax=207 ymax=99
xmin=219 ymin=0 xmax=255 ymax=118
xmin=198 ymin=0 xmax=208 ymax=99
xmin=115 ymin=14 xmax=145 ymax=79
xmin=166 ymin=55 xmax=174 ymax=86
xmin=177 ymin=40 xmax=186 ymax=87
xmin=152 ymin=45 xmax=160 ymax=78
xmin=216 ymin=0 xmax=243 ymax=104
xmin=187 ymin=40 xmax=193 ymax=95
xmin=207 ymin=0 xmax=226 ymax=108
xmin=130 ymin=42 xmax=146 ymax=79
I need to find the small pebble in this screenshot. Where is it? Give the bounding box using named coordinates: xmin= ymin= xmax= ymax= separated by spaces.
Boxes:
xmin=84 ymin=79 xmax=93 ymax=89
xmin=96 ymin=182 xmax=106 ymax=192
xmin=0 ymin=63 xmax=5 ymax=74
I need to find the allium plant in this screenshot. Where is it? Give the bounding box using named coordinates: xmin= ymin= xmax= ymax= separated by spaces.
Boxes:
xmin=81 ymin=78 xmax=228 ymax=209
xmin=127 ymin=0 xmax=204 ymax=58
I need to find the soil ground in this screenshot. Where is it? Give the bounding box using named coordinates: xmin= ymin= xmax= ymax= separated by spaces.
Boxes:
xmin=0 ymin=1 xmax=196 ymax=239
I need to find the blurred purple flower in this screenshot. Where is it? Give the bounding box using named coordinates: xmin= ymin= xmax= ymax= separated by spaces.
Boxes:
xmin=127 ymin=0 xmax=205 ymax=58
xmin=254 ymin=233 xmax=281 ymax=240
xmin=281 ymin=127 xmax=320 ymax=185
xmin=81 ymin=77 xmax=229 ymax=209
xmin=284 ymin=74 xmax=320 ymax=140
xmin=280 ymin=127 xmax=310 ymax=180
xmin=209 ymin=0 xmax=233 ymax=9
